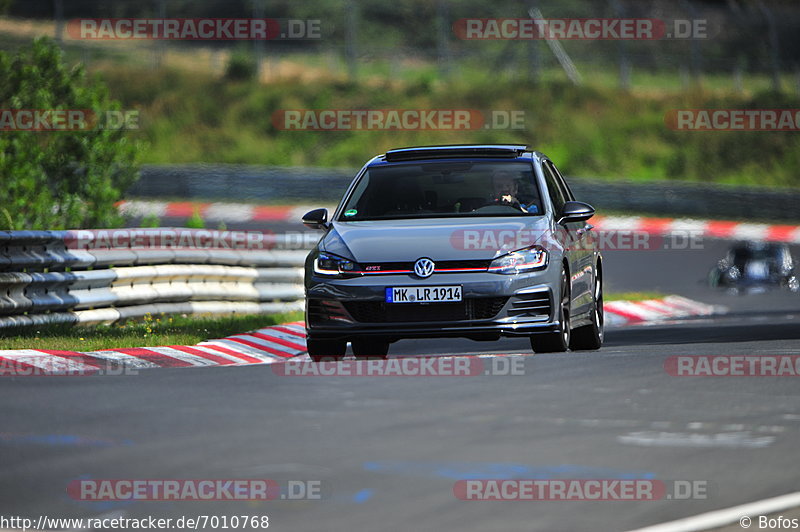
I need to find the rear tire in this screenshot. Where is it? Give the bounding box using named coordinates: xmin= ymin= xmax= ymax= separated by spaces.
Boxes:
xmin=307 ymin=338 xmax=346 ymax=362
xmin=531 ymin=268 xmax=571 ymax=353
xmin=351 ymin=339 xmax=390 ymax=359
xmin=570 ymin=270 xmax=604 ymax=350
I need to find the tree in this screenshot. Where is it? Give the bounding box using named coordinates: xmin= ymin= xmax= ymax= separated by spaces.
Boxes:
xmin=0 ymin=38 xmax=141 ymax=229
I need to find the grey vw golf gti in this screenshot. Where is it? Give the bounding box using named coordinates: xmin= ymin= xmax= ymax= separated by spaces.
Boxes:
xmin=302 ymin=145 xmax=603 ymax=361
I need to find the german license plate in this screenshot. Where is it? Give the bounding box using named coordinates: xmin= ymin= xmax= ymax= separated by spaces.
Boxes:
xmin=386 ymin=286 xmax=462 ymax=303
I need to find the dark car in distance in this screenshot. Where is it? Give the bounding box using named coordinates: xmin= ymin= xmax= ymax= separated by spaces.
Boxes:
xmin=709 ymin=241 xmax=799 ymax=294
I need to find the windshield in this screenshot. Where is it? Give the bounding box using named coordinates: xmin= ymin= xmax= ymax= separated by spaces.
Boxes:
xmin=338 ymin=161 xmax=543 ymax=221
xmin=731 ymin=245 xmax=782 ymax=263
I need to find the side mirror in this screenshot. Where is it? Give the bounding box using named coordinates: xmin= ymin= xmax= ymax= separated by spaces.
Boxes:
xmin=302 ymin=208 xmax=329 ymax=230
xmin=559 ymin=201 xmax=595 ymax=224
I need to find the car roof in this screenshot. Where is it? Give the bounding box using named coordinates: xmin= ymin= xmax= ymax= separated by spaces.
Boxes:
xmin=732 ymin=241 xmax=787 ymax=251
xmin=374 ymin=144 xmax=541 ymax=164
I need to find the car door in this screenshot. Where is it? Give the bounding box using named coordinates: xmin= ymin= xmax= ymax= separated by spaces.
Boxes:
xmin=544 ymin=160 xmax=594 ymax=317
xmin=540 ymin=160 xmax=582 ymax=317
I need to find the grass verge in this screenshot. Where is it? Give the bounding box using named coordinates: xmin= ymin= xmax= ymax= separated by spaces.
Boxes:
xmin=0 ymin=312 xmax=304 ymax=352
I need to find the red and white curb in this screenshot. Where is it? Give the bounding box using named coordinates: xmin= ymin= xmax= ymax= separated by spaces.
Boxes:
xmin=0 ymin=321 xmax=307 ymax=376
xmin=592 ymin=215 xmax=800 ymax=243
xmin=118 ymin=201 xmax=800 ymax=244
xmin=118 ymin=200 xmax=328 ymax=224
xmin=0 ymin=296 xmax=724 ymax=375
xmin=605 ymin=296 xmax=725 ymax=327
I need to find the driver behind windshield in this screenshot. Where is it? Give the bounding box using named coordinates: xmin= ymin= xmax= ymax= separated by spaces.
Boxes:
xmin=490 ymin=170 xmax=531 ymax=212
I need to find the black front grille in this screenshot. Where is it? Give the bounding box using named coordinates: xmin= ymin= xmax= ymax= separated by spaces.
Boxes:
xmin=436 ymin=260 xmax=492 ymax=270
xmin=343 ymin=297 xmax=508 ymax=323
xmin=308 ymin=299 xmax=352 ymax=325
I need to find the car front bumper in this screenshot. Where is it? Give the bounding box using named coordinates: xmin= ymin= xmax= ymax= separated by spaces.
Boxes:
xmin=305 ymin=268 xmax=561 ymax=342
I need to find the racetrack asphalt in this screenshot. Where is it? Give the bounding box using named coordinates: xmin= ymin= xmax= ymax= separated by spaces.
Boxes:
xmin=0 ymin=219 xmax=798 ymax=531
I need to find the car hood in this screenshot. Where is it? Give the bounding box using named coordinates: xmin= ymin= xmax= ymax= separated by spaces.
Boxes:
xmin=320 ymin=217 xmax=552 ymax=262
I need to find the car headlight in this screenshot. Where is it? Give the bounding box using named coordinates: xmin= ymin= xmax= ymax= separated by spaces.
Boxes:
xmin=488 ymin=246 xmax=548 ymax=274
xmin=725 ymin=266 xmax=740 ymax=281
xmin=313 ymin=252 xmax=358 ymax=277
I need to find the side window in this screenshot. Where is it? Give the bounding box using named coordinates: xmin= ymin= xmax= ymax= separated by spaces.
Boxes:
xmin=547 ymin=161 xmax=574 ymax=202
xmin=541 ymin=162 xmax=566 ymax=215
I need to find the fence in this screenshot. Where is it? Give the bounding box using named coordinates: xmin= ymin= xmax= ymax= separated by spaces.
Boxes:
xmin=0 ymin=229 xmax=309 ymax=329
xmin=5 ymin=0 xmax=800 ymax=93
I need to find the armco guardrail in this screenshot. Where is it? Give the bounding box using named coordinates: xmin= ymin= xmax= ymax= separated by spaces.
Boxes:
xmin=0 ymin=229 xmax=310 ymax=329
xmin=130 ymin=164 xmax=800 ymax=222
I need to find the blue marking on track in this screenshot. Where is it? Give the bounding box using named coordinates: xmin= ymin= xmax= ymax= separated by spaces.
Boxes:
xmin=362 ymin=461 xmax=655 ymax=480
xmin=352 ymin=489 xmax=374 ymax=503
xmin=0 ymin=432 xmax=133 ymax=447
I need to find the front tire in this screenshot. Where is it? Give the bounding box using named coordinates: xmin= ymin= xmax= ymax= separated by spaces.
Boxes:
xmin=531 ymin=268 xmax=571 ymax=353
xmin=307 ymin=338 xmax=346 ymax=362
xmin=570 ymin=270 xmax=604 ymax=350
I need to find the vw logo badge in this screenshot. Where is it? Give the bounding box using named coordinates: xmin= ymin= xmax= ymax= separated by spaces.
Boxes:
xmin=414 ymin=258 xmax=435 ymax=278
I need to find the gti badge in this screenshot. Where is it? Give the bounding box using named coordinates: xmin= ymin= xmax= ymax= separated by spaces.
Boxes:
xmin=414 ymin=258 xmax=435 ymax=278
